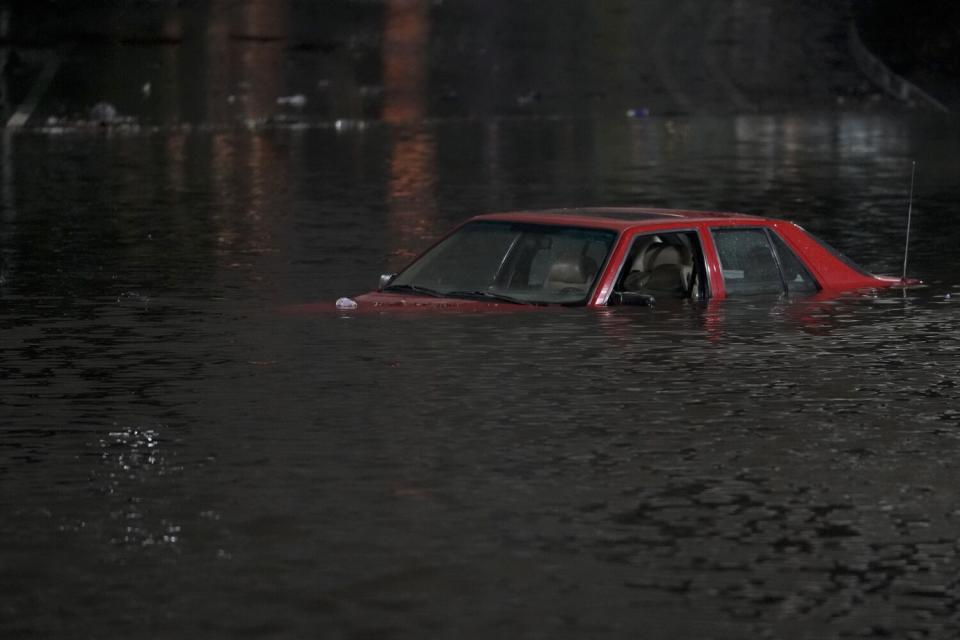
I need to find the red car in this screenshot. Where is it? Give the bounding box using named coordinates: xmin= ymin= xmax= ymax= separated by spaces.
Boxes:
xmin=345 ymin=208 xmax=910 ymax=309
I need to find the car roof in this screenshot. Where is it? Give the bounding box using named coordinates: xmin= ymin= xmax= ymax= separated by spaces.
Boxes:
xmin=470 ymin=207 xmax=763 ymax=231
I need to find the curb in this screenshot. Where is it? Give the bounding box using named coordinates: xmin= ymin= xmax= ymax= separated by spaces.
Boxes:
xmin=848 ymin=20 xmax=950 ymax=113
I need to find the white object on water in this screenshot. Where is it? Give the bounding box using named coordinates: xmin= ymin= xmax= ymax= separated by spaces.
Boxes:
xmin=336 ymin=297 xmax=358 ymax=310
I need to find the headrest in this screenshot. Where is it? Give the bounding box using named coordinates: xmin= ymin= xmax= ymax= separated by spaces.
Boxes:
xmin=630 ymin=239 xmax=662 ymax=272
xmin=546 ymin=253 xmax=598 ymax=286
xmin=648 ymin=245 xmax=685 ymax=269
xmin=630 ymin=241 xmax=688 ymax=273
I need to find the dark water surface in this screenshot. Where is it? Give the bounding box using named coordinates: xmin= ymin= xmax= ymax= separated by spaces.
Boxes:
xmin=4 ymin=97 xmax=960 ymax=638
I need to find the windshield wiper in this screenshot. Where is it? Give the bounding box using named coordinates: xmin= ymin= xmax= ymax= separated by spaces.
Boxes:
xmin=381 ymin=283 xmax=444 ymax=297
xmin=445 ymin=290 xmax=533 ymax=305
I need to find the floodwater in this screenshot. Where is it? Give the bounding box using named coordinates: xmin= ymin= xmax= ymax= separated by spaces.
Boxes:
xmin=4 ymin=2 xmax=960 ymax=639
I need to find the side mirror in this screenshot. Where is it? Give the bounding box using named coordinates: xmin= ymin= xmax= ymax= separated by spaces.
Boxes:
xmin=378 ymin=273 xmax=396 ymax=290
xmin=610 ymin=291 xmax=656 ymax=306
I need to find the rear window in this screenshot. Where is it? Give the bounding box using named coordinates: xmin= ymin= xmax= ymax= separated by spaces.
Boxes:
xmin=806 ymin=231 xmax=873 ymax=277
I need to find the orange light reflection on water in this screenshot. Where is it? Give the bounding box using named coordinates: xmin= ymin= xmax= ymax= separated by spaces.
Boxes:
xmin=383 ymin=0 xmax=437 ymax=266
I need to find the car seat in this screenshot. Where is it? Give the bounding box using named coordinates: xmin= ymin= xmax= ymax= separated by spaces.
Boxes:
xmin=623 ymin=242 xmax=692 ymax=296
xmin=543 ymin=253 xmax=598 ymax=293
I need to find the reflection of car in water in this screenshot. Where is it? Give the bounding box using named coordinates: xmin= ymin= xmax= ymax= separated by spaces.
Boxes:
xmin=347 ymin=208 xmax=915 ymax=309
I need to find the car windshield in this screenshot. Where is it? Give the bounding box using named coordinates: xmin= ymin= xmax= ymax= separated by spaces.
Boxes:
xmin=388 ymin=221 xmax=618 ymax=305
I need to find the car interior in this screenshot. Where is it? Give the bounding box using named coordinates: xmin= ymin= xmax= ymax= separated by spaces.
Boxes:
xmin=615 ymin=232 xmax=703 ymax=302
xmin=542 ymin=252 xmax=599 ymax=294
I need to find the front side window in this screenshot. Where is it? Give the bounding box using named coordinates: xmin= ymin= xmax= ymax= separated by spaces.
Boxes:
xmin=712 ymin=228 xmax=819 ymax=296
xmin=388 ymin=221 xmax=616 ymax=305
xmin=613 ymin=231 xmax=707 ymax=301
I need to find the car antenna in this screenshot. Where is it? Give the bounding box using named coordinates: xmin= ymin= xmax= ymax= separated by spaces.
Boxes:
xmin=901 ymin=160 xmax=917 ymax=284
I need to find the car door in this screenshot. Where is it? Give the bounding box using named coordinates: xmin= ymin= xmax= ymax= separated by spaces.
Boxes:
xmin=709 ymin=226 xmax=819 ymax=297
xmin=604 ymin=229 xmax=710 ymax=305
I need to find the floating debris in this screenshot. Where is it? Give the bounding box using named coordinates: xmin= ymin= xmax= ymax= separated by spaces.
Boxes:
xmin=626 ymin=107 xmax=651 ymax=118
xmin=277 ymin=94 xmax=307 ymax=108
xmin=333 ymin=118 xmax=366 ymax=132
xmin=89 ymin=101 xmax=118 ymax=124
xmin=117 ymin=291 xmax=151 ymax=308
xmin=515 ymin=90 xmax=541 ymax=107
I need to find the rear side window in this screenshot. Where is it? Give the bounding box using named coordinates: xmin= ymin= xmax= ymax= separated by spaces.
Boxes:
xmin=712 ymin=229 xmax=783 ymax=295
xmin=769 ymin=233 xmax=818 ymax=293
xmin=712 ymin=228 xmax=820 ymax=296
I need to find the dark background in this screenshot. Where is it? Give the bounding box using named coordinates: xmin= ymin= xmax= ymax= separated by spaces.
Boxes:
xmin=1 ymin=0 xmax=957 ymax=126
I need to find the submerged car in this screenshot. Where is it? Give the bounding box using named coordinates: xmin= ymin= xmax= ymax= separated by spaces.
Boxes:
xmin=347 ymin=208 xmax=912 ymax=309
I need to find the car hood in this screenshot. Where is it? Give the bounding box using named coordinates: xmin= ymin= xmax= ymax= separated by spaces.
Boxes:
xmin=352 ymin=291 xmax=535 ymax=310
xmin=277 ymin=291 xmax=546 ymax=316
